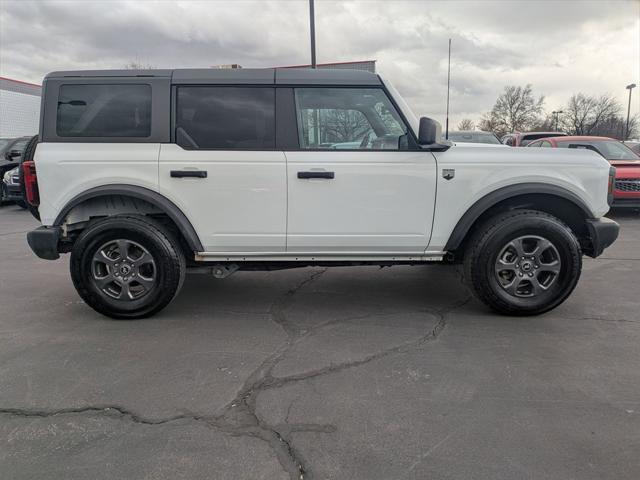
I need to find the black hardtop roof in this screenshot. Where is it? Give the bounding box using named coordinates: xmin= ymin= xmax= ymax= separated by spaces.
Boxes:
xmin=44 ymin=68 xmax=381 ymax=86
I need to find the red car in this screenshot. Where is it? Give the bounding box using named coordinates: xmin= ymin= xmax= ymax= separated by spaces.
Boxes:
xmin=527 ymin=136 xmax=640 ymax=208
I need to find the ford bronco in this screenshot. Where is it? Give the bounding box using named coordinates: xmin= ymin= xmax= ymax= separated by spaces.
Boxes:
xmin=23 ymin=68 xmax=619 ymax=318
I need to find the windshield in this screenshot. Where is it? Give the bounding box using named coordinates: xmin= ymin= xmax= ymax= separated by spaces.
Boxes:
xmin=520 ymin=133 xmax=566 ymax=146
xmin=557 ymin=140 xmax=639 ymax=160
xmin=449 ymin=132 xmax=501 ymax=145
xmin=0 ymin=139 xmax=10 ymax=151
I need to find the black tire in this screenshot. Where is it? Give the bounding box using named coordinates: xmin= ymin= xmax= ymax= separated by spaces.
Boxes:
xmin=0 ymin=182 xmax=8 ymax=206
xmin=70 ymin=215 xmax=186 ymax=319
xmin=464 ymin=209 xmax=582 ymax=316
xmin=16 ymin=199 xmax=28 ymax=209
xmin=18 ymin=135 xmax=40 ymax=220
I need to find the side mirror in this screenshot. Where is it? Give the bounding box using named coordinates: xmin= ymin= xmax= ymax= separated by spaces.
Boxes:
xmin=418 ymin=117 xmax=440 ymax=145
xmin=417 ymin=117 xmax=450 ymax=151
xmin=5 ymin=149 xmax=22 ymax=161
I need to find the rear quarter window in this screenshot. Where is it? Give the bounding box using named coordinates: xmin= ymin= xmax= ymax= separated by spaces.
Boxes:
xmin=56 ymin=84 xmax=151 ymax=137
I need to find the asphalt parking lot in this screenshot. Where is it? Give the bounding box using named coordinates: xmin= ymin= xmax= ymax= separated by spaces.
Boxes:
xmin=1 ymin=206 xmax=639 ymax=480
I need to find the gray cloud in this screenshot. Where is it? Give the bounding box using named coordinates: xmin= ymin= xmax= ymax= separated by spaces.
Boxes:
xmin=1 ymin=0 xmax=638 ymax=126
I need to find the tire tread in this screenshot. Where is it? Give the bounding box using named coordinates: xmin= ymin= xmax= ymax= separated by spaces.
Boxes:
xmin=70 ymin=215 xmax=186 ymax=319
xmin=464 ymin=209 xmax=582 ymax=316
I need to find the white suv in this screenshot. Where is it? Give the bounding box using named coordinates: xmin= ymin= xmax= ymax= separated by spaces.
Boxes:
xmin=23 ymin=68 xmax=619 ymax=318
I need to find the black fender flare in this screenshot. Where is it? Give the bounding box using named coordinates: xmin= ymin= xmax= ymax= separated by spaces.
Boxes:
xmin=443 ymin=183 xmax=595 ymax=252
xmin=53 ymin=185 xmax=204 ymax=252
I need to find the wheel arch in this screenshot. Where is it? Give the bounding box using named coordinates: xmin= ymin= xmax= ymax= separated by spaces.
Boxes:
xmin=444 ymin=183 xmax=595 ymax=258
xmin=54 ymin=185 xmax=203 ymax=252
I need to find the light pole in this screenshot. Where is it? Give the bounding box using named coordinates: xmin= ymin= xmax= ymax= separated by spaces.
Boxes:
xmin=552 ymin=110 xmax=563 ymax=132
xmin=625 ymin=83 xmax=636 ymax=140
xmin=309 ymin=0 xmax=317 ymax=68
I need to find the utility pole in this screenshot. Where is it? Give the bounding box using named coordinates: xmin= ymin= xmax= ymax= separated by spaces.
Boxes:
xmin=309 ymin=0 xmax=317 ymax=68
xmin=625 ymin=83 xmax=636 ymax=140
xmin=552 ymin=110 xmax=563 ymax=132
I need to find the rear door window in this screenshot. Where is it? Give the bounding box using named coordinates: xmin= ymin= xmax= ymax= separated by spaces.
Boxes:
xmin=57 ymin=84 xmax=151 ymax=137
xmin=175 ymin=86 xmax=275 ymax=149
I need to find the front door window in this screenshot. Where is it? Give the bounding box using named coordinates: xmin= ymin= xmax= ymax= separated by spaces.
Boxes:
xmin=294 ymin=88 xmax=409 ymax=150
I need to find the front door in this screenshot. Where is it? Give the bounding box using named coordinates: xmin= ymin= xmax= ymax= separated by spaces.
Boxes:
xmin=159 ymin=86 xmax=286 ymax=253
xmin=286 ymin=87 xmax=437 ymax=254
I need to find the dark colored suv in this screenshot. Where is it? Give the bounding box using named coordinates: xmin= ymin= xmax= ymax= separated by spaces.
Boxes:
xmin=0 ymin=136 xmax=31 ymax=205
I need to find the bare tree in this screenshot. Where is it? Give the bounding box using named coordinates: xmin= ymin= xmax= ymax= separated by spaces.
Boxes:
xmin=304 ymin=109 xmax=372 ymax=145
xmin=123 ymin=61 xmax=155 ymax=70
xmin=457 ymin=118 xmax=475 ymax=130
xmin=561 ymin=93 xmax=621 ymax=136
xmin=530 ymin=112 xmax=557 ymax=132
xmin=626 ymin=115 xmax=639 ymax=139
xmin=585 ymin=113 xmax=639 ymax=140
xmin=482 ymin=85 xmax=545 ymax=137
xmin=477 ymin=114 xmax=498 ymax=134
xmin=320 ymin=110 xmax=371 ymax=142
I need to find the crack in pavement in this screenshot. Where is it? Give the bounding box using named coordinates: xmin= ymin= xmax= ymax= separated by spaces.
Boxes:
xmin=596 ymin=257 xmax=640 ymax=261
xmin=0 ymin=404 xmax=332 ymax=480
xmin=0 ymin=229 xmax=30 ymax=237
xmin=554 ymin=315 xmax=640 ymax=324
xmin=218 ymin=271 xmax=472 ymax=479
xmin=0 ymin=405 xmax=197 ymax=425
xmin=0 ymin=267 xmax=472 ymax=480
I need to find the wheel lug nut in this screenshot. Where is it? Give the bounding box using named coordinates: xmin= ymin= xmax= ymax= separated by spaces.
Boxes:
xmin=528 ymin=273 xmax=533 ymax=277
xmin=519 ymin=273 xmax=523 ymax=277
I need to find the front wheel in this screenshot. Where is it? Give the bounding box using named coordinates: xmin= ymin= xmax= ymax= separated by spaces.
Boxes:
xmin=464 ymin=210 xmax=582 ymax=316
xmin=70 ymin=216 xmax=186 ymax=319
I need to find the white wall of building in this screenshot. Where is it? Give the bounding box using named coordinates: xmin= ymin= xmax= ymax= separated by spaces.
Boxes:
xmin=0 ymin=89 xmax=40 ymax=137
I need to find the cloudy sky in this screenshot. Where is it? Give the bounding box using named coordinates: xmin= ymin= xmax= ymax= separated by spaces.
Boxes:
xmin=1 ymin=0 xmax=638 ymax=126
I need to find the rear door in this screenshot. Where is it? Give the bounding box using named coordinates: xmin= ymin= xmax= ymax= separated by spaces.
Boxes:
xmin=159 ymin=85 xmax=287 ymax=253
xmin=284 ymin=87 xmax=437 ymax=254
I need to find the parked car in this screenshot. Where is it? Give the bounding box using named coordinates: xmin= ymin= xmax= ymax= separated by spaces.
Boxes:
xmin=502 ymin=131 xmax=567 ymax=147
xmin=527 ymin=136 xmax=640 ymax=208
xmin=23 ymin=68 xmax=618 ymax=319
xmin=448 ymin=130 xmax=503 ymax=145
xmin=0 ymin=136 xmax=30 ymax=205
xmin=1 ymin=166 xmax=26 ymax=207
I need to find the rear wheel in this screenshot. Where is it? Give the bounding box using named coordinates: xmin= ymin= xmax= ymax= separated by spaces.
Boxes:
xmin=70 ymin=216 xmax=186 ymax=319
xmin=464 ymin=210 xmax=582 ymax=316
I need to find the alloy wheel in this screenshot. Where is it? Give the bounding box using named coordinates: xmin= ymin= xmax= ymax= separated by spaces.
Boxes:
xmin=91 ymin=239 xmax=157 ymax=300
xmin=494 ymin=235 xmax=562 ymax=298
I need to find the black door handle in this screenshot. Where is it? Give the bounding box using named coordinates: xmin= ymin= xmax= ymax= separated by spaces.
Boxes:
xmin=170 ymin=170 xmax=207 ymax=178
xmin=297 ymin=171 xmax=335 ymax=179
